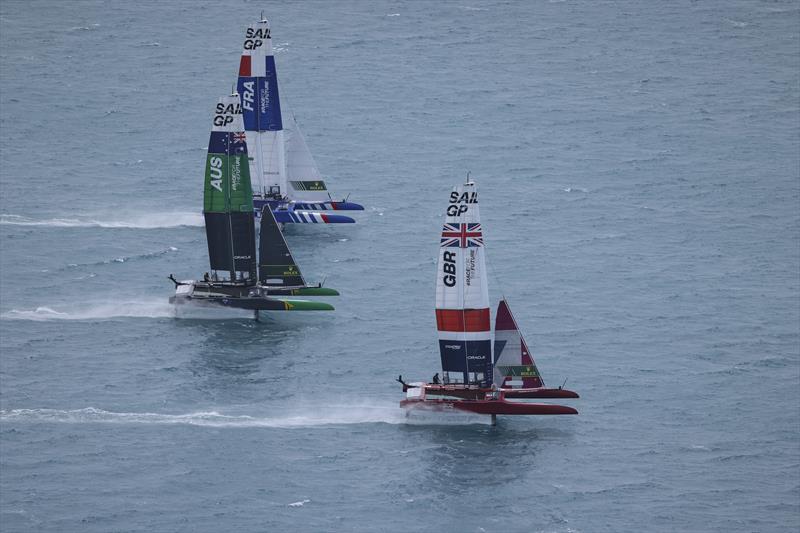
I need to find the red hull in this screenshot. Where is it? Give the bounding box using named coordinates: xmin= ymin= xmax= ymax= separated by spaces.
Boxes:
xmin=400 ymin=398 xmax=578 ymax=416
xmin=504 ymin=388 xmax=579 ymax=399
xmin=421 ymin=384 xmax=579 ymax=400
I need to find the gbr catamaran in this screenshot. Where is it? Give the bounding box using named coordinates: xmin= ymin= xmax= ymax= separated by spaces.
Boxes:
xmin=236 ymin=16 xmax=363 ymax=224
xmin=168 ymin=93 xmax=336 ymax=318
xmin=399 ymin=180 xmax=579 ymax=423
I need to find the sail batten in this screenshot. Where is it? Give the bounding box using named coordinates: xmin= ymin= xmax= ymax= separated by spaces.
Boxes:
xmin=435 ymin=182 xmax=492 ymax=385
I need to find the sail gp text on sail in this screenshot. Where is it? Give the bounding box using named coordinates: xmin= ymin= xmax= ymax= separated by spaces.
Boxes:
xmin=213 ymin=102 xmax=241 ymax=127
xmin=243 ymin=26 xmax=269 ymax=50
xmin=446 ymin=190 xmax=478 ymax=216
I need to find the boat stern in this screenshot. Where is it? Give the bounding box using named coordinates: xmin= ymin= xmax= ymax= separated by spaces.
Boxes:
xmin=169 ymin=281 xmax=196 ymax=304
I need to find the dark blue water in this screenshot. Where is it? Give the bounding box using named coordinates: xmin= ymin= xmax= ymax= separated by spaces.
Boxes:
xmin=1 ymin=1 xmax=798 ymax=531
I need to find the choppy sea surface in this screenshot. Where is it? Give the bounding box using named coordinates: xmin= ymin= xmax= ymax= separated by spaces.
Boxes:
xmin=1 ymin=1 xmax=798 ymax=531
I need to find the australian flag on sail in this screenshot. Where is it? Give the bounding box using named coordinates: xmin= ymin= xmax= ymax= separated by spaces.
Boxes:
xmin=208 ymin=131 xmax=248 ymax=155
xmin=440 ymin=223 xmax=483 ymax=248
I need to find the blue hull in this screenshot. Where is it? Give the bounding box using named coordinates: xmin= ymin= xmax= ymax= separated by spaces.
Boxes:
xmin=293 ymin=201 xmax=364 ymax=211
xmin=254 ymin=199 xmax=357 ymax=224
xmin=273 ymin=210 xmax=354 ymax=224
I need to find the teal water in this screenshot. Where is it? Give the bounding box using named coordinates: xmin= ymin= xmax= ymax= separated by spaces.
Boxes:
xmin=1 ymin=1 xmax=798 ymax=531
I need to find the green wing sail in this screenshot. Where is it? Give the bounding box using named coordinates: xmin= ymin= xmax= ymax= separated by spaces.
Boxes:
xmin=204 ymin=152 xmax=254 ymax=213
xmin=203 ymin=95 xmax=256 ymax=280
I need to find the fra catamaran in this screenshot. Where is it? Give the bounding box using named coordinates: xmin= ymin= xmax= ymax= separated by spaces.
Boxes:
xmin=168 ymin=93 xmax=336 ymax=318
xmin=399 ymin=180 xmax=579 ymax=424
xmin=236 ymin=16 xmax=363 ymax=224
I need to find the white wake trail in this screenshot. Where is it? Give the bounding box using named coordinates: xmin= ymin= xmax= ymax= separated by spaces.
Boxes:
xmin=1 ymin=300 xmax=174 ymax=321
xmin=0 ymin=406 xmax=409 ymax=428
xmin=0 ymin=212 xmax=203 ymax=229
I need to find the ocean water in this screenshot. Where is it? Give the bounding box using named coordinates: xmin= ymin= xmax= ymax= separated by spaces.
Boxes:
xmin=1 ymin=1 xmax=798 ymax=531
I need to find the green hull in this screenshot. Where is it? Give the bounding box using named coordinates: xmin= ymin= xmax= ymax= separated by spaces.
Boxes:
xmin=262 ymin=286 xmax=340 ymax=296
xmin=278 ymin=299 xmax=335 ymax=311
xmin=290 ymin=287 xmax=340 ymax=296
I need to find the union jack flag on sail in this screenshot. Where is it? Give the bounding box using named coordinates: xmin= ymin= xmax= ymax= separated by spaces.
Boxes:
xmin=440 ymin=223 xmax=483 ymax=248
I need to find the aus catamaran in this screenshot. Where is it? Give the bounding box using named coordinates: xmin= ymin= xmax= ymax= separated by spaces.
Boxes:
xmin=168 ymin=93 xmax=336 ymax=318
xmin=399 ymin=180 xmax=579 ymax=424
xmin=236 ymin=16 xmax=363 ymax=224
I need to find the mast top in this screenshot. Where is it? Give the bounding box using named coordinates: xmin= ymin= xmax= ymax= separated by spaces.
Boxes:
xmin=465 ymin=171 xmax=474 ymax=186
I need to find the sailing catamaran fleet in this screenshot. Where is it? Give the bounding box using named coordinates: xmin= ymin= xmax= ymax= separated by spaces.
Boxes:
xmin=168 ymin=16 xmax=579 ymax=423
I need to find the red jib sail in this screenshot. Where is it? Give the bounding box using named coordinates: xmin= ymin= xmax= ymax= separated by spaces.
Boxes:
xmin=492 ymin=299 xmax=544 ymax=389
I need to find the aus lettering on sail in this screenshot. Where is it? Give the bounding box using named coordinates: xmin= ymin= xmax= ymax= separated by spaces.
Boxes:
xmin=208 ymin=156 xmax=224 ymax=192
xmin=447 ymin=190 xmax=478 ymax=216
xmin=244 ymin=26 xmax=270 ymax=50
xmin=208 ymin=147 xmax=243 ymax=193
xmin=213 ymin=101 xmax=242 ymax=127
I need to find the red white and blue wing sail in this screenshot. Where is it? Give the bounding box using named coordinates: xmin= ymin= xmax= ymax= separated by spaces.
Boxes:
xmin=435 ymin=182 xmax=492 ymax=385
xmin=237 ymin=18 xmax=285 ymax=197
xmin=493 ymin=299 xmax=544 ymax=389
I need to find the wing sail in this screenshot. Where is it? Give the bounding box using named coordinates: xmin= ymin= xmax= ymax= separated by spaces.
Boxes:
xmin=203 ymin=94 xmax=256 ymax=282
xmin=435 ymin=182 xmax=492 ymax=386
xmin=237 ymin=19 xmax=285 ymax=197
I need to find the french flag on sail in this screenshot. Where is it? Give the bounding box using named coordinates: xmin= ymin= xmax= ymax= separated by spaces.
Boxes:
xmin=237 ymin=55 xmax=282 ymax=132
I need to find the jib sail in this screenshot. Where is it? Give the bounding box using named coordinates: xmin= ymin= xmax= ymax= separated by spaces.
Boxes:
xmin=435 ymin=181 xmax=492 ymax=385
xmin=285 ymin=113 xmax=330 ymax=202
xmin=203 ymin=93 xmax=256 ymax=282
xmin=493 ymin=299 xmax=544 ymax=389
xmin=258 ymin=206 xmax=306 ymax=287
